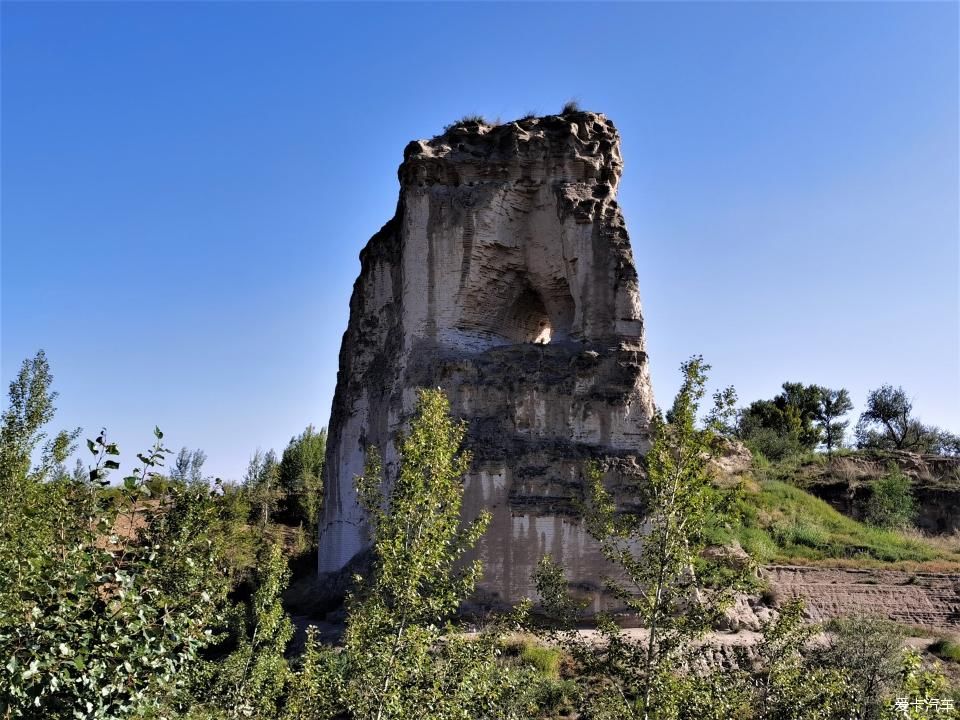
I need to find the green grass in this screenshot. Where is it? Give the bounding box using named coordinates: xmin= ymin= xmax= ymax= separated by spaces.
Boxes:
xmin=443 ymin=114 xmax=490 ymax=132
xmin=707 ymin=479 xmax=960 ymax=567
xmin=504 ymin=635 xmax=563 ymax=680
xmin=521 ymin=644 xmax=562 ymax=679
xmin=929 ymin=638 xmax=960 ymax=663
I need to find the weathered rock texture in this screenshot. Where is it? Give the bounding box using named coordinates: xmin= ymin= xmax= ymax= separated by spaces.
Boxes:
xmin=765 ymin=565 xmax=960 ymax=628
xmin=317 ymin=111 xmax=654 ymax=608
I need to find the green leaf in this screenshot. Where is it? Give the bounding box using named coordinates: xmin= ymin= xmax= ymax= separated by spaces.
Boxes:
xmin=154 ymin=426 xmax=163 ymax=440
xmin=104 ymin=460 xmax=120 ymax=470
xmin=124 ymin=477 xmax=137 ymax=490
xmin=87 ymin=439 xmax=97 ymax=455
xmin=106 ymin=443 xmax=120 ymax=455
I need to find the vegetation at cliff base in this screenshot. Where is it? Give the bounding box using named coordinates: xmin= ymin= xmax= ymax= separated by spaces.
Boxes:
xmin=2 ymin=350 xmax=959 ymax=719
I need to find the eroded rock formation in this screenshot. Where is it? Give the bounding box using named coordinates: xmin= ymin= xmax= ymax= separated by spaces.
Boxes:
xmin=317 ymin=111 xmax=654 ymax=608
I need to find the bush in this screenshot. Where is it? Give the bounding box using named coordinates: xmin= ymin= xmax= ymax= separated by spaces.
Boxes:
xmin=1 ymin=429 xmax=231 ymax=720
xmin=507 ymin=637 xmax=562 ymax=679
xmin=742 ymin=424 xmax=806 ymax=461
xmin=443 ymin=114 xmax=488 ymax=131
xmin=866 ymin=465 xmax=916 ymax=529
xmin=817 ymin=615 xmax=904 ymax=719
xmin=928 ymin=638 xmax=960 ymax=663
xmin=200 ymin=543 xmax=293 ymax=719
xmin=561 ymin=100 xmax=580 ymax=114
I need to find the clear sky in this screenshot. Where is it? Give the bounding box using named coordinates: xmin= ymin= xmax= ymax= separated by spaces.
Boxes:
xmin=2 ymin=2 xmax=957 ymax=482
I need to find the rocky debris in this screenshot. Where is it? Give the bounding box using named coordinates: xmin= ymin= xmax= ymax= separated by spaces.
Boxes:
xmin=317 ymin=110 xmax=654 ymax=609
xmin=708 ymin=439 xmax=754 ymax=482
xmin=716 ymin=594 xmax=777 ymax=632
xmin=702 ymin=541 xmax=754 ymax=572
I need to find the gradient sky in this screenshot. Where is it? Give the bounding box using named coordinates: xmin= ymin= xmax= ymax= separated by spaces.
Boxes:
xmin=2 ymin=2 xmax=957 ymax=482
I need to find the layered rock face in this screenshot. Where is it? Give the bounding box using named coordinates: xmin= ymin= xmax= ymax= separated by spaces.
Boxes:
xmin=318 ymin=111 xmax=654 ymax=608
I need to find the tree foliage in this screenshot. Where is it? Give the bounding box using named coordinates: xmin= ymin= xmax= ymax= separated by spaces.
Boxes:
xmin=537 ymin=356 xmax=751 ymax=719
xmin=813 ymin=387 xmax=853 ymax=455
xmin=0 ymin=351 xmax=79 ymax=488
xmin=245 ymin=449 xmax=284 ymax=528
xmin=336 ymin=388 xmax=520 ymax=719
xmin=170 ymin=447 xmax=208 ymax=484
xmin=817 ymin=615 xmax=905 ymax=720
xmin=857 ymin=385 xmax=921 ymax=451
xmin=856 ymin=384 xmax=960 ymax=455
xmin=751 ymin=598 xmax=854 ymax=719
xmin=277 ymin=425 xmax=326 ymax=537
xmin=737 ymin=383 xmax=824 ymax=460
xmin=865 ymin=464 xmax=916 ymax=529
xmin=201 ymin=544 xmax=294 ymax=719
xmin=0 ymin=421 xmax=230 ymax=719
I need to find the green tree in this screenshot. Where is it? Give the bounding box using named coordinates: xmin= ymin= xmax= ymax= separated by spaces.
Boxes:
xmin=245 ymin=448 xmax=284 ymax=528
xmin=737 ymin=383 xmax=822 ymax=460
xmin=330 ymin=388 xmax=525 ymax=720
xmin=538 ymin=357 xmax=749 ymax=719
xmin=752 ymin=598 xmax=854 ymax=720
xmin=170 ymin=446 xmax=208 ymax=484
xmin=0 ymin=350 xmax=79 ymax=487
xmin=281 ymin=627 xmax=347 ymax=720
xmin=817 ymin=615 xmax=904 ymax=720
xmin=856 ymin=385 xmax=960 ymax=455
xmin=856 ymin=385 xmax=923 ymax=451
xmin=277 ymin=424 xmax=326 ymax=536
xmin=927 ymin=427 xmax=960 ymax=457
xmin=813 ymin=387 xmax=853 ymax=455
xmin=880 ymin=650 xmax=957 ymax=719
xmin=203 ymin=544 xmax=294 ymax=720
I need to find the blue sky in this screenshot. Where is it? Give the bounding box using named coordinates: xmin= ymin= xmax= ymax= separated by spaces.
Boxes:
xmin=2 ymin=2 xmax=957 ymax=481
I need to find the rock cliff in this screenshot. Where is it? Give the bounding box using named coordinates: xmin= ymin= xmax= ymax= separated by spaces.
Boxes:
xmin=317 ymin=111 xmax=654 ymax=608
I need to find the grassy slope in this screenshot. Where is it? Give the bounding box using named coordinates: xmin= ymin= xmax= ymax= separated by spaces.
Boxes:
xmin=707 ymin=477 xmax=960 ymax=570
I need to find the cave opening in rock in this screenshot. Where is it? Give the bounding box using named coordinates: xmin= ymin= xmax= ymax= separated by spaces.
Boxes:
xmin=504 ymin=285 xmax=553 ymax=344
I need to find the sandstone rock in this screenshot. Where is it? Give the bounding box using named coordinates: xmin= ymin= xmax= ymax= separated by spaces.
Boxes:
xmin=762 ymin=565 xmax=960 ymax=629
xmin=701 ymin=540 xmax=752 ymax=571
xmin=708 ymin=438 xmax=754 ymax=482
xmin=317 ymin=111 xmax=654 ymax=610
xmin=716 ymin=593 xmax=776 ymax=632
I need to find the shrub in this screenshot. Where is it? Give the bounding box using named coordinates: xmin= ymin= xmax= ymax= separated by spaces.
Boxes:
xmin=561 ymin=99 xmax=580 ymax=114
xmin=817 ymin=615 xmax=904 ymax=719
xmin=866 ymin=465 xmax=916 ymax=529
xmin=516 ymin=640 xmax=562 ymax=679
xmin=201 ymin=543 xmax=293 ymax=719
xmin=1 ymin=428 xmax=230 ymax=720
xmin=928 ymin=638 xmax=960 ymax=663
xmin=443 ymin=114 xmax=488 ymax=131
